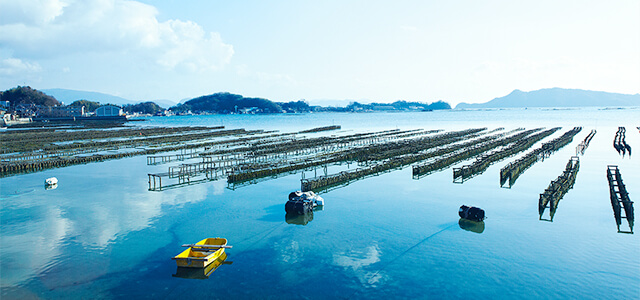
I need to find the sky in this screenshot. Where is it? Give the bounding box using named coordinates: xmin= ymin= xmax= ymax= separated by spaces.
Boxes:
xmin=0 ymin=0 xmax=638 ymax=106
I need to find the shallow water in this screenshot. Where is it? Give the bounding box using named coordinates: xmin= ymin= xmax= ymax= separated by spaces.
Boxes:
xmin=1 ymin=108 xmax=639 ymax=299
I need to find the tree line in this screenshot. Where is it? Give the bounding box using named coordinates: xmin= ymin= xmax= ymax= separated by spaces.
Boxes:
xmin=2 ymin=86 xmax=452 ymax=116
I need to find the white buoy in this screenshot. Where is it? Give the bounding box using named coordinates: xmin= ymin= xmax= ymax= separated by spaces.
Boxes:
xmin=45 ymin=177 xmax=58 ymax=185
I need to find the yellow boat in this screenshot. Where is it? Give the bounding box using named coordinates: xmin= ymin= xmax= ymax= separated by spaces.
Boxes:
xmin=172 ymin=238 xmax=230 ymax=268
xmin=173 ymin=252 xmax=231 ymax=279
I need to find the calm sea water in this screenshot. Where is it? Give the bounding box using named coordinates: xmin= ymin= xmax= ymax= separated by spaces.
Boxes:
xmin=1 ymin=108 xmax=639 ymax=299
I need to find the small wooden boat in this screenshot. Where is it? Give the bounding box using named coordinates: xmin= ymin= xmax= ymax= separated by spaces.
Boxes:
xmin=173 ymin=252 xmax=232 ymax=279
xmin=172 ymin=238 xmax=231 ymax=268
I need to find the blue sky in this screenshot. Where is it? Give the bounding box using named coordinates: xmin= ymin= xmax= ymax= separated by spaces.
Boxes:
xmin=0 ymin=0 xmax=638 ymax=106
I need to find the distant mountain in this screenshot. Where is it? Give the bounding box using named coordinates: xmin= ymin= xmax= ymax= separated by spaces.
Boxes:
xmin=455 ymin=88 xmax=640 ymax=109
xmin=41 ymin=88 xmax=176 ymax=108
xmin=42 ymin=88 xmax=135 ymax=106
xmin=149 ymin=99 xmax=178 ymax=109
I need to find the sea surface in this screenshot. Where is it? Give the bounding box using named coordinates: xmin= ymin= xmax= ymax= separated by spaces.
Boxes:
xmin=1 ymin=108 xmax=639 ymax=299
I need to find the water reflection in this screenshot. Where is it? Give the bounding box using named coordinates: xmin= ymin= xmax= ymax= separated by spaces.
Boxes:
xmin=615 ymin=219 xmax=635 ymax=234
xmin=172 ymin=252 xmax=231 ymax=280
xmin=285 ymin=211 xmax=314 ymax=225
xmin=0 ymin=207 xmax=70 ymax=287
xmin=0 ymin=169 xmax=210 ymax=288
xmin=458 ymin=218 xmax=485 ymax=234
xmin=333 ymin=245 xmax=385 ymax=286
xmin=613 ymin=127 xmax=632 ymax=157
xmin=539 ymin=199 xmax=562 ymax=222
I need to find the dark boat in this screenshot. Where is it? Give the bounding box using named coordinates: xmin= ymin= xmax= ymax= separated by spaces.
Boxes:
xmin=459 ymin=205 xmax=485 ymax=222
xmin=285 ymin=191 xmax=324 ymax=214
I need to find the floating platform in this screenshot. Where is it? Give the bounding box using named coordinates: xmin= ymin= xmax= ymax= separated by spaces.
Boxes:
xmin=607 ymin=165 xmax=634 ymax=233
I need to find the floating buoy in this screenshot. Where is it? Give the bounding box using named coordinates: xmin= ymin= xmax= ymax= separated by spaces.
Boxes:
xmin=459 ymin=205 xmax=485 ymax=222
xmin=285 ymin=200 xmax=314 ymax=214
xmin=45 ymin=177 xmax=58 ymax=185
xmin=286 ymin=191 xmax=324 ymax=214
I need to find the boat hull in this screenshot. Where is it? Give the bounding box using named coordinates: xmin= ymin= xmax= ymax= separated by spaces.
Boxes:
xmin=173 ymin=252 xmax=228 ymax=279
xmin=172 ymin=238 xmax=227 ymax=268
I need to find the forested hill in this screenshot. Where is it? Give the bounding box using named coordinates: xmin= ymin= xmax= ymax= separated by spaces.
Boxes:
xmin=2 ymin=86 xmax=452 ymax=115
xmin=170 ymin=92 xmax=284 ymax=114
xmin=170 ymin=92 xmax=452 ymax=114
xmin=346 ymin=100 xmax=450 ymax=111
xmin=1 ymin=86 xmax=62 ymax=107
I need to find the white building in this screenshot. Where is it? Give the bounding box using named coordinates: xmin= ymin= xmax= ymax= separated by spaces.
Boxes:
xmin=95 ymin=105 xmax=123 ymax=117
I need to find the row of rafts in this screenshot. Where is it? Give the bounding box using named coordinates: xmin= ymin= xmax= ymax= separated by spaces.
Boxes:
xmin=608 ymin=127 xmax=634 ymax=233
xmin=149 ymin=125 xmax=640 ymax=280
xmin=613 ymin=127 xmax=632 ymax=157
xmin=500 ymin=127 xmax=584 ymax=188
xmin=147 ymin=126 xmax=589 ymax=192
xmin=607 ymin=165 xmax=634 ymax=233
xmin=161 ymin=163 xmax=638 ymax=281
xmin=143 ymin=126 xmax=630 ymax=234
xmin=537 ymin=154 xmax=634 ymax=233
xmin=2 ymin=125 xmax=349 ymax=176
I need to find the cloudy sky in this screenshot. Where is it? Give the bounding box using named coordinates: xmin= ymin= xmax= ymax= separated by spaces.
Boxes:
xmin=0 ymin=0 xmax=638 ymax=105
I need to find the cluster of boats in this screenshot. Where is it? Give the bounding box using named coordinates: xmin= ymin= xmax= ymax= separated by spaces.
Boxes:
xmin=171 ymin=193 xmax=486 ymax=277
xmin=172 ymin=191 xmax=325 ymax=276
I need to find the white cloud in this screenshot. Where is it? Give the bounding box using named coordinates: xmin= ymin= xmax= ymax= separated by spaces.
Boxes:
xmin=333 ymin=244 xmax=387 ymax=286
xmin=0 ymin=205 xmax=72 ymax=288
xmin=0 ymin=0 xmax=68 ymax=26
xmin=156 ymin=20 xmax=234 ymax=72
xmin=0 ymin=0 xmax=233 ymax=72
xmin=0 ymin=58 xmax=42 ymax=76
xmin=236 ymin=64 xmax=296 ymax=87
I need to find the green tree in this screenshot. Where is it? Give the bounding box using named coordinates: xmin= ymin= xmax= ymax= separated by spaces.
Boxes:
xmin=123 ymin=102 xmax=164 ymax=114
xmin=0 ymin=86 xmax=62 ymax=108
xmin=69 ymin=99 xmax=101 ymax=112
xmin=278 ymin=100 xmax=311 ymax=113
